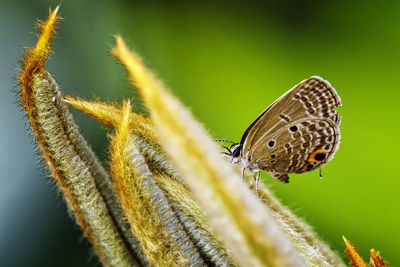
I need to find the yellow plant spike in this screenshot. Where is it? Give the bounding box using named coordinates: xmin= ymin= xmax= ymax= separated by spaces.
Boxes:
xmin=64 ymin=95 xmax=158 ymax=143
xmin=343 ymin=236 xmax=369 ymax=267
xmin=370 ymin=249 xmax=390 ymax=267
xmin=19 ymin=7 xmax=59 ymax=108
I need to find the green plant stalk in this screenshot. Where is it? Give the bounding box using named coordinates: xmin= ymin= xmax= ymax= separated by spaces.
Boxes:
xmin=29 ymin=72 xmax=140 ymax=266
xmin=132 ymin=133 xmax=183 ymax=184
xmin=56 ymin=90 xmax=149 ymax=265
xmin=111 ymin=101 xmax=192 ymax=266
xmin=153 ymin=172 xmax=238 ymax=267
xmin=129 ymin=135 xmax=238 ymax=266
xmin=124 ymin=138 xmax=206 ymax=265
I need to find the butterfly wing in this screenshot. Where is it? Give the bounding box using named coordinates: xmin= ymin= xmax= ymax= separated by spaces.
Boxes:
xmin=240 ymin=76 xmax=342 ymax=182
xmin=252 ymin=118 xmax=340 ymax=182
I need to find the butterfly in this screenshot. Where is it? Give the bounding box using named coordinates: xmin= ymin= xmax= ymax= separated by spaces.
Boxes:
xmin=219 ymin=76 xmax=342 ymax=192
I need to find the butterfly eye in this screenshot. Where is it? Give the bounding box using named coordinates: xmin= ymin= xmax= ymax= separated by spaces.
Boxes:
xmin=230 ymin=144 xmax=242 ymax=158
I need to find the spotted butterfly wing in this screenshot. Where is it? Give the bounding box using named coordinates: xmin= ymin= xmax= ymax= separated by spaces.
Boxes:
xmin=240 ymin=76 xmax=342 ymax=183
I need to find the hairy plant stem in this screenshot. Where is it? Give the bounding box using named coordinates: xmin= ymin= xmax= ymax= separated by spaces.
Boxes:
xmin=130 ymin=135 xmax=238 ymax=267
xmin=29 ymin=72 xmax=140 ymax=266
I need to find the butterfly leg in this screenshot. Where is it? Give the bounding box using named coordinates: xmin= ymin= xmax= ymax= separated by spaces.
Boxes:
xmin=255 ymin=170 xmax=260 ymax=196
xmin=241 ymin=167 xmax=245 ymax=180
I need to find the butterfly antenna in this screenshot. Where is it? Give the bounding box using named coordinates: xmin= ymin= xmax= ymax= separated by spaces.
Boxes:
xmin=222 ymin=146 xmax=231 ymax=153
xmin=319 ymin=168 xmax=323 ymax=179
xmin=215 ymin=139 xmax=236 ymax=144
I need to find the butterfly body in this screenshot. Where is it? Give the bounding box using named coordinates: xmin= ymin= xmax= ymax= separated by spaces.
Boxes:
xmin=224 ymin=76 xmax=341 ymax=183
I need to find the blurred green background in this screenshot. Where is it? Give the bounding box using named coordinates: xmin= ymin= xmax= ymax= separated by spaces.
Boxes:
xmin=1 ymin=0 xmax=399 ymax=266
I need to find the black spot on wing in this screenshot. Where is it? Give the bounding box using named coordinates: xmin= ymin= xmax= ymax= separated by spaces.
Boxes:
xmin=274 ymin=173 xmax=289 ymax=183
xmin=268 ymin=140 xmax=275 ymax=148
xmin=315 ymin=153 xmax=326 ymax=161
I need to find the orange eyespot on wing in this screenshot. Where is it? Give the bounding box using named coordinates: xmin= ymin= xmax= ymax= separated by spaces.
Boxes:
xmin=307 ymin=149 xmax=327 ymax=163
xmin=302 ymin=149 xmax=327 ymax=172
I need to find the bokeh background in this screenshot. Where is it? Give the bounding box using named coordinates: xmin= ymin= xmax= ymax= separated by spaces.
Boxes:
xmin=1 ymin=0 xmax=399 ymax=266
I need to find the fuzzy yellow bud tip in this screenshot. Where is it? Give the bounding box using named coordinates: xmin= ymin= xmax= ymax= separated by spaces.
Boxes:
xmin=27 ymin=6 xmax=59 ymax=68
xmin=111 ymin=36 xmax=155 ymax=99
xmin=342 ymin=236 xmax=368 ymax=267
xmin=343 ymin=236 xmax=390 ymax=266
xmin=34 ymin=6 xmax=59 ymax=60
xmin=370 ymin=249 xmax=390 ymax=267
xmin=19 ymin=6 xmax=60 ymax=109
